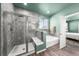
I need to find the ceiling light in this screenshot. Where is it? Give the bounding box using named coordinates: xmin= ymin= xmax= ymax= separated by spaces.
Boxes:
xmin=24 ymin=3 xmax=27 ymax=5
xmin=47 ymin=11 xmax=50 ymax=14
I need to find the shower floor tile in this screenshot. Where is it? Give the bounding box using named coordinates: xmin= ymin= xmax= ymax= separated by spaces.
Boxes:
xmin=8 ymin=42 xmax=34 ymax=56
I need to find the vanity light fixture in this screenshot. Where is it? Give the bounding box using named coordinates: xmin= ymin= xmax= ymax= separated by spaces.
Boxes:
xmin=65 ymin=12 xmax=79 ymax=18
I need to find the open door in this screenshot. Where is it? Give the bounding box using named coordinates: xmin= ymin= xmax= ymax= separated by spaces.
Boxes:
xmin=59 ymin=16 xmax=66 ymax=49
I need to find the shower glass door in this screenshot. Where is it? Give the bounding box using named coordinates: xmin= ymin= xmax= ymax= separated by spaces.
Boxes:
xmin=13 ymin=15 xmax=27 ymax=55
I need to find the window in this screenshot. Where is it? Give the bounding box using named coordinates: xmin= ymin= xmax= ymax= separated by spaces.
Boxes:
xmin=38 ymin=17 xmax=48 ymax=30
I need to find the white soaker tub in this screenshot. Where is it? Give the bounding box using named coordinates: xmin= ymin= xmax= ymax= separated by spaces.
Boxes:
xmin=46 ymin=35 xmax=59 ymax=48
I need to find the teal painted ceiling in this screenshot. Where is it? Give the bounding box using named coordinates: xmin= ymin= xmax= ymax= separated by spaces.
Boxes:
xmin=13 ymin=3 xmax=72 ymax=17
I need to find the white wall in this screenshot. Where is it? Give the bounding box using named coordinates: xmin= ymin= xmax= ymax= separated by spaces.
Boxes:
xmin=50 ymin=14 xmax=61 ymax=36
xmin=50 ymin=13 xmax=66 ymax=49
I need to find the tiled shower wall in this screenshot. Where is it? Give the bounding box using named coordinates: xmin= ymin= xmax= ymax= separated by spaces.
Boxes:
xmin=14 ymin=7 xmax=39 ymax=42
xmin=1 ymin=3 xmax=15 ymax=55
xmin=1 ymin=3 xmax=39 ymax=55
